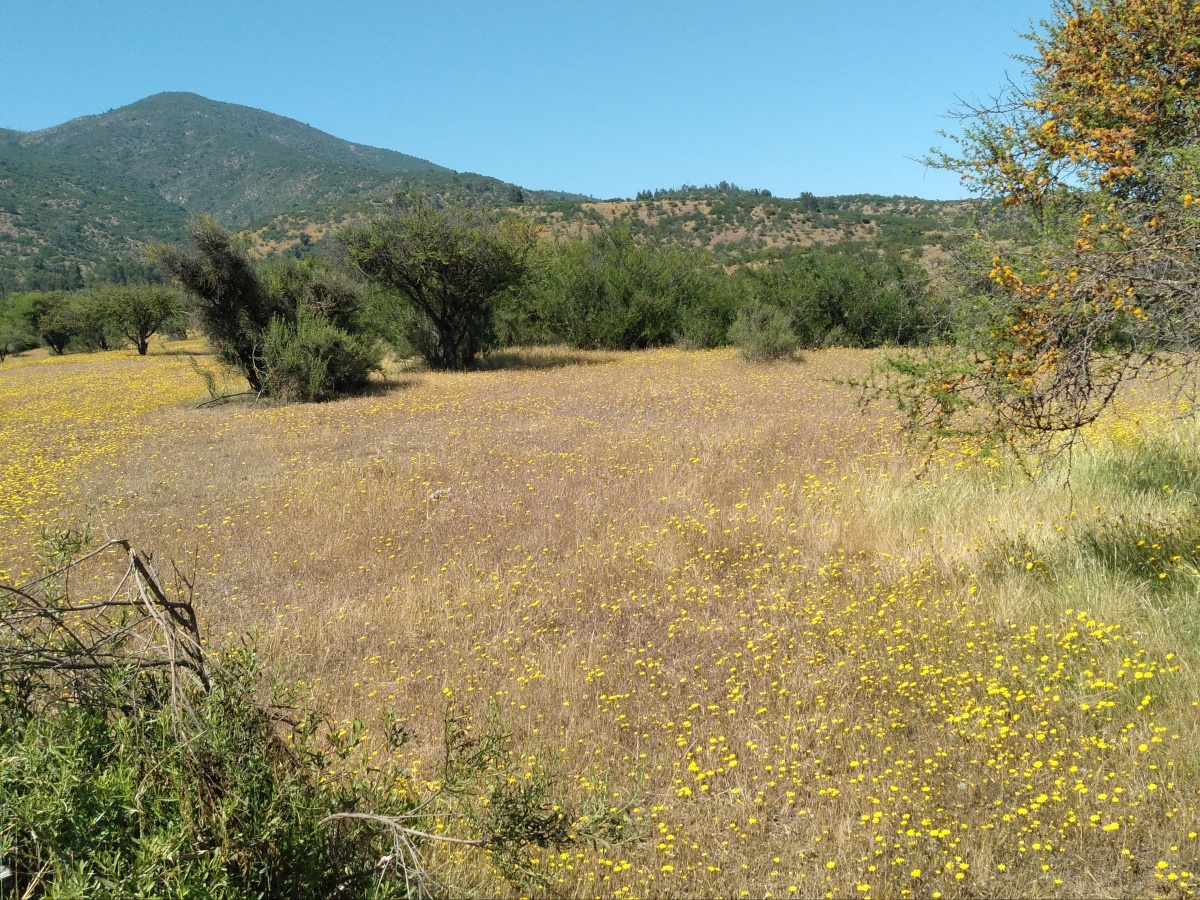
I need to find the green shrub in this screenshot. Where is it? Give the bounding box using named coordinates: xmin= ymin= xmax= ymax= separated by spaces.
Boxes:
xmin=742 ymin=247 xmax=942 ymax=348
xmin=519 ymin=223 xmax=721 ymax=351
xmin=728 ymin=302 xmax=801 ymax=361
xmin=261 ymin=311 xmax=381 ymax=402
xmin=0 ymin=647 xmax=402 ymax=898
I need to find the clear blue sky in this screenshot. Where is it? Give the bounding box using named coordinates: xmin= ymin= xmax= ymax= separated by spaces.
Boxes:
xmin=0 ymin=1 xmax=1050 ymax=200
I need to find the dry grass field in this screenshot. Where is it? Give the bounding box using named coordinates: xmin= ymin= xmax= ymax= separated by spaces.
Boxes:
xmin=2 ymin=341 xmax=1198 ymax=897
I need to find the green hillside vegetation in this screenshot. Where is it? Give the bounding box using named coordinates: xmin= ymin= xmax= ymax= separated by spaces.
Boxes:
xmin=531 ymin=186 xmax=970 ymax=262
xmin=243 ymin=186 xmax=973 ymax=273
xmin=0 ymin=93 xmax=974 ymax=294
xmin=0 ymin=93 xmax=981 ymax=366
xmin=6 ymin=92 xmax=448 ymax=225
xmin=0 ymin=93 xmax=585 ymax=290
xmin=0 ymin=145 xmax=188 ymax=293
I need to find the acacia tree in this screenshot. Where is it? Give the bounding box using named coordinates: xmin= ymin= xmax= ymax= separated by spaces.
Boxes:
xmin=32 ymin=292 xmax=76 ymax=355
xmin=339 ymin=196 xmax=537 ymax=370
xmin=883 ymin=0 xmax=1200 ymax=450
xmin=100 ymin=285 xmax=180 ymax=355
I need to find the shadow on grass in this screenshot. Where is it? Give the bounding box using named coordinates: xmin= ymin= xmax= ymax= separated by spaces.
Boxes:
xmin=1075 ymin=508 xmax=1200 ymax=592
xmin=364 ymin=375 xmax=419 ymax=396
xmin=195 ymin=375 xmax=418 ymax=409
xmin=470 ymin=347 xmax=616 ymax=372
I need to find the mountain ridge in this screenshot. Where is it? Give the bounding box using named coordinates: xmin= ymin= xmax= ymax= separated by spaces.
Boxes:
xmin=0 ymin=92 xmax=590 ymax=290
xmin=0 ymin=92 xmax=963 ymax=293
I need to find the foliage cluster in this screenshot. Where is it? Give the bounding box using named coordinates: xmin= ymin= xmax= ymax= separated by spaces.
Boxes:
xmin=727 ymin=302 xmax=801 ymax=361
xmin=0 ymin=285 xmax=182 ymax=359
xmin=882 ymin=0 xmax=1200 ymax=451
xmin=341 ymin=196 xmax=537 ymax=370
xmin=152 ymin=216 xmax=380 ymax=397
xmin=491 ymin=225 xmax=940 ymax=355
xmin=501 ymin=223 xmax=733 ymax=351
xmin=4 ymin=206 xmax=943 ymax=385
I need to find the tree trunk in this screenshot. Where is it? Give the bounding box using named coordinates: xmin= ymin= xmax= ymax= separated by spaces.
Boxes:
xmin=436 ymin=321 xmax=459 ymax=370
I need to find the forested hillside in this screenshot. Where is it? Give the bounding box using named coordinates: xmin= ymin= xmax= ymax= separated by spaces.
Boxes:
xmin=0 ymin=93 xmax=585 ymax=289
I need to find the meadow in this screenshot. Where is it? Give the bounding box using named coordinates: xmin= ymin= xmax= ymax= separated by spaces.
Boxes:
xmin=1 ymin=340 xmax=1197 ymax=898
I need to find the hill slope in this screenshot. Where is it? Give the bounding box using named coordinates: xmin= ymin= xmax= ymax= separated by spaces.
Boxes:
xmin=0 ymin=92 xmax=584 ymax=289
xmin=6 ymin=92 xmax=448 ymax=226
xmin=1 ymin=93 xmax=969 ymax=291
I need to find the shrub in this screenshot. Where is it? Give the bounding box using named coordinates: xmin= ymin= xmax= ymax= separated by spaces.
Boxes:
xmin=743 ymin=248 xmax=939 ymax=349
xmin=152 ymin=216 xmax=286 ymax=392
xmin=154 ymin=219 xmax=371 ymax=398
xmin=0 ymin=534 xmax=639 ymax=897
xmin=728 ymin=302 xmax=801 ymax=361
xmin=521 ymin=223 xmax=722 ymax=350
xmin=261 ymin=311 xmax=381 ymax=402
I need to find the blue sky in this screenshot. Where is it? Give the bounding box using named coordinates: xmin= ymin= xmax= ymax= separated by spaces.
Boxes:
xmin=0 ymin=1 xmax=1050 ymax=200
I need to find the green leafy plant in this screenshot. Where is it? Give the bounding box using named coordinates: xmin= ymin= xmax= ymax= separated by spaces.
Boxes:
xmin=261 ymin=310 xmax=382 ymax=402
xmin=728 ymin=301 xmax=801 ymax=361
xmin=0 ymin=533 xmax=639 ymax=898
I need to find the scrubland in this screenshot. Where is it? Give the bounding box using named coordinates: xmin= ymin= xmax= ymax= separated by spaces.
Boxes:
xmin=2 ymin=341 xmax=1198 ymax=898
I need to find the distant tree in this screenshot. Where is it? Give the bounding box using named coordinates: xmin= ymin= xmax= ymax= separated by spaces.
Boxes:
xmin=33 ymin=293 xmax=76 ymax=355
xmin=87 ymin=255 xmax=168 ymax=288
xmin=69 ymin=291 xmax=117 ymax=351
xmin=100 ymin=285 xmax=181 ymax=355
xmin=0 ymin=299 xmax=38 ymax=362
xmin=339 ymin=196 xmax=537 ymax=369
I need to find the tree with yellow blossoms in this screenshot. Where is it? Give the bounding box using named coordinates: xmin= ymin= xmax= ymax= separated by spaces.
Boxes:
xmin=884 ymin=0 xmax=1200 ymax=449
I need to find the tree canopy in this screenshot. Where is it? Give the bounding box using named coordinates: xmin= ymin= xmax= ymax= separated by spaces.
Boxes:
xmin=339 ymin=196 xmax=537 ymax=370
xmin=887 ymin=0 xmax=1200 ymax=449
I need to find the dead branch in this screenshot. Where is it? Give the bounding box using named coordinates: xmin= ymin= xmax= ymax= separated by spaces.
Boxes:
xmin=0 ymin=539 xmax=209 ymax=714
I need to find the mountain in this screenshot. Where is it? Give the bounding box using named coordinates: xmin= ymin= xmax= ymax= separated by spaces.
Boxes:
xmin=0 ymin=92 xmax=585 ymax=290
xmin=0 ymin=92 xmax=966 ymax=292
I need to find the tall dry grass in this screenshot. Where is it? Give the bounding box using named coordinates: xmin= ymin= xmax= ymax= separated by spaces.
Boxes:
xmin=1 ymin=340 xmax=1197 ymax=897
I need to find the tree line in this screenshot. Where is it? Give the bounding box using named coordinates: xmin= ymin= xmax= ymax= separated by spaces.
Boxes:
xmin=0 ymin=194 xmax=942 ymax=397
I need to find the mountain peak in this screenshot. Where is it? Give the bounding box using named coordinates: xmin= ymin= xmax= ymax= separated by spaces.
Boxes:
xmin=0 ymin=93 xmax=581 ymax=291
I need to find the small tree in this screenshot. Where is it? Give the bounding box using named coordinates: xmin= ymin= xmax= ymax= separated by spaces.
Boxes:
xmin=0 ymin=298 xmax=38 ymax=362
xmin=100 ymin=285 xmax=181 ymax=355
xmin=33 ymin=292 xmax=76 ymax=355
xmin=151 ymin=216 xmax=284 ymax=391
xmin=339 ymin=196 xmax=537 ymax=370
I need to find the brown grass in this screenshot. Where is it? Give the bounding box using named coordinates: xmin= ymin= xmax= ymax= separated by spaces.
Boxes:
xmin=2 ymin=341 xmax=1197 ymax=897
